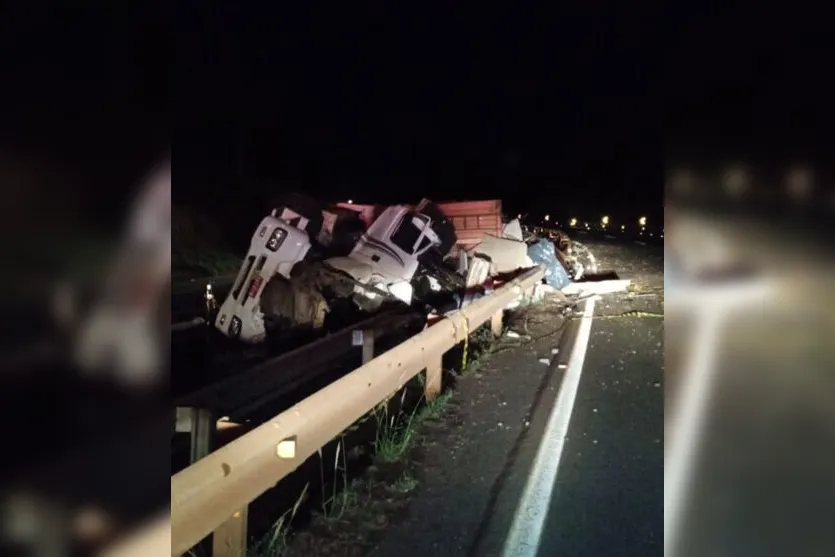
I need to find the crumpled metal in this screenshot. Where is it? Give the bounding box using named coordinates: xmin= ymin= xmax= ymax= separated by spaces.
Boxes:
xmin=527 ymin=238 xmax=572 ymax=289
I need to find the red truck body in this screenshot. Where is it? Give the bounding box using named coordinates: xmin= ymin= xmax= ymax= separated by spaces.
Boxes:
xmin=436 ymin=199 xmax=503 ymax=256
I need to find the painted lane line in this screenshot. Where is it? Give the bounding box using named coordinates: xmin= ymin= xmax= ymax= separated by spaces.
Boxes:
xmin=500 ymin=296 xmax=597 ymax=557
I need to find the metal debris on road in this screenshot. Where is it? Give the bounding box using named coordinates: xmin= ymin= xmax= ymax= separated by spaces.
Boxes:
xmin=528 ymin=238 xmax=572 ymax=289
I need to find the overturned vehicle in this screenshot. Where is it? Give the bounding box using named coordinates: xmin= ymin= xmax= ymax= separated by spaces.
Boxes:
xmin=214 ymin=198 xmax=476 ymax=343
xmin=539 ymin=229 xmax=599 ymax=281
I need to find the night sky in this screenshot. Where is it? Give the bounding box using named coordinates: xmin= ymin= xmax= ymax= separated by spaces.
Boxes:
xmin=176 ymin=3 xmax=665 ymax=222
xmin=5 ymin=3 xmax=828 ymax=229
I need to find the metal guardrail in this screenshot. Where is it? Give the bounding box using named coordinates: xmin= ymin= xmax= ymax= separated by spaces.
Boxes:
xmin=175 ymin=307 xmax=424 ymax=422
xmin=107 ymin=266 xmax=545 ymax=557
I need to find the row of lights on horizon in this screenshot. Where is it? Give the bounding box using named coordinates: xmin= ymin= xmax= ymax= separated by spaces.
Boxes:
xmin=536 ymin=214 xmax=649 ymax=227
xmin=525 ymin=214 xmax=660 ymax=237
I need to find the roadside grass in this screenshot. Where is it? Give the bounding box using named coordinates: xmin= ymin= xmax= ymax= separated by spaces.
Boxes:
xmin=391 ymin=471 xmax=419 ymax=494
xmin=316 ymin=438 xmax=360 ymax=524
xmin=246 ymin=484 xmax=309 ymax=557
xmin=275 ymin=385 xmax=455 ymax=554
xmin=373 ymin=390 xmax=417 ymax=462
xmin=459 ymin=325 xmax=498 ymax=376
xmin=172 ymin=205 xmax=243 ymax=278
xmin=417 ymin=389 xmax=453 ymax=421
xmin=172 ymin=248 xmax=241 ymax=278
xmin=246 ymin=313 xmax=517 ymax=555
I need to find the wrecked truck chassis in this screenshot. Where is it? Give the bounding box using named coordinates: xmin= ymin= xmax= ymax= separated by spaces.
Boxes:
xmin=258 ymin=261 xmax=411 ymax=332
xmin=257 ymin=257 xmax=471 ymax=334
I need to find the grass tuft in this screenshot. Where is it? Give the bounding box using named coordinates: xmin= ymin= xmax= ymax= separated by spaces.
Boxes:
xmin=246 ymin=483 xmax=309 ymax=557
xmin=373 ymin=390 xmax=420 ymax=462
xmin=391 ymin=472 xmax=419 ymax=494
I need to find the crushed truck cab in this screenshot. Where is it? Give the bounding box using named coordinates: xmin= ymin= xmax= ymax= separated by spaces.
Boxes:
xmin=326 ymin=204 xmax=441 ymax=309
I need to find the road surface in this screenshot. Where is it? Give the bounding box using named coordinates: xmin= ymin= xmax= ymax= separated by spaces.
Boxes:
xmin=355 ymin=238 xmax=664 ymax=557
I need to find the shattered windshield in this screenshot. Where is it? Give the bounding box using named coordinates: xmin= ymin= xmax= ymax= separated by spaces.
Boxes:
xmin=390 ymin=213 xmax=433 ymax=254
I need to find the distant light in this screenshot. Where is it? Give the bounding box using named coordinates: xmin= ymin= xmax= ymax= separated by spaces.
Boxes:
xmin=517 ymin=214 xmax=522 ymax=219
xmin=544 ymin=214 xmax=550 ymax=221
xmin=638 ymin=216 xmax=647 ymax=227
xmin=722 ymin=166 xmax=748 ymax=197
xmin=601 ymin=215 xmax=609 ymax=226
xmin=786 ymin=167 xmax=813 ymax=202
xmin=621 ymin=225 xmax=625 ymax=231
xmin=585 ymin=222 xmax=590 ymax=229
xmin=347 ymin=199 xmax=353 ymax=204
xmin=641 ymin=226 xmax=646 ymax=232
xmin=570 ymin=218 xmax=577 ymax=227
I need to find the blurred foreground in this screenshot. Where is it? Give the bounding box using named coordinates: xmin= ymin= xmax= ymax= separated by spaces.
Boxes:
xmin=665 ymin=189 xmax=835 ymax=557
xmin=0 ymin=160 xmax=171 ymax=556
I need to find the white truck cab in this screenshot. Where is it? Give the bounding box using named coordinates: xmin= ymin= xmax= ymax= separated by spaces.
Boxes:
xmin=214 ymin=209 xmax=311 ymax=343
xmin=325 ymin=205 xmax=440 ymax=307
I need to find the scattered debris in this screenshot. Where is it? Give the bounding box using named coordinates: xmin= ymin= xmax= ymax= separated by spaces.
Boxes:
xmin=501 ymin=218 xmax=524 ymax=242
xmin=527 ymin=238 xmax=572 ymax=289
xmin=506 ymin=330 xmax=521 ymax=338
xmin=561 ymin=279 xmax=631 ymax=297
xmin=538 ymin=358 xmax=551 ymax=365
xmin=474 ymin=234 xmax=529 ymax=275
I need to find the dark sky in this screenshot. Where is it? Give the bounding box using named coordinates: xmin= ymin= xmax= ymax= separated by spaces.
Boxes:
xmin=175 ymin=2 xmax=666 ymax=220
xmin=3 ymin=3 xmax=168 ymax=182
xmin=4 ymin=3 xmax=828 ymax=225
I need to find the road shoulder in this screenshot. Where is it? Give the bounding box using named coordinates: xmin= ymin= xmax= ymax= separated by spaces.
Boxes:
xmin=284 ymin=295 xmax=571 ymax=557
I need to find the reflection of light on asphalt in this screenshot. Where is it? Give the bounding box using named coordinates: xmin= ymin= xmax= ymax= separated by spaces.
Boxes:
xmin=665 ymin=279 xmax=774 ymax=557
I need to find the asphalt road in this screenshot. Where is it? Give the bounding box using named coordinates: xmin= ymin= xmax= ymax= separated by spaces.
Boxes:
xmin=535 ymin=240 xmax=663 ymax=557
xmin=365 ymin=238 xmax=664 ymax=557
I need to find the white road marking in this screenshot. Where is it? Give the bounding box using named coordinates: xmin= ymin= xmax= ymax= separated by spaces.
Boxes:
xmin=501 ymin=296 xmax=597 ymax=557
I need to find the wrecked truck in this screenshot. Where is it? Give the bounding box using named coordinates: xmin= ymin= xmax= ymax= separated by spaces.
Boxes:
xmin=214 ymin=200 xmax=459 ymax=343
xmin=526 ymin=227 xmax=599 ymax=280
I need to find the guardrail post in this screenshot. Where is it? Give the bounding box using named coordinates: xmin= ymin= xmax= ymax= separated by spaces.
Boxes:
xmin=490 ymin=310 xmax=503 ymax=337
xmin=424 ymin=354 xmax=443 ymax=400
xmin=213 ymin=507 xmax=248 ymax=557
xmin=189 ymin=406 xmax=247 ymax=557
xmin=189 ymin=408 xmax=214 ymax=464
xmin=362 ymin=329 xmax=374 ymax=364
xmin=185 ymin=408 xmax=220 ymax=557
